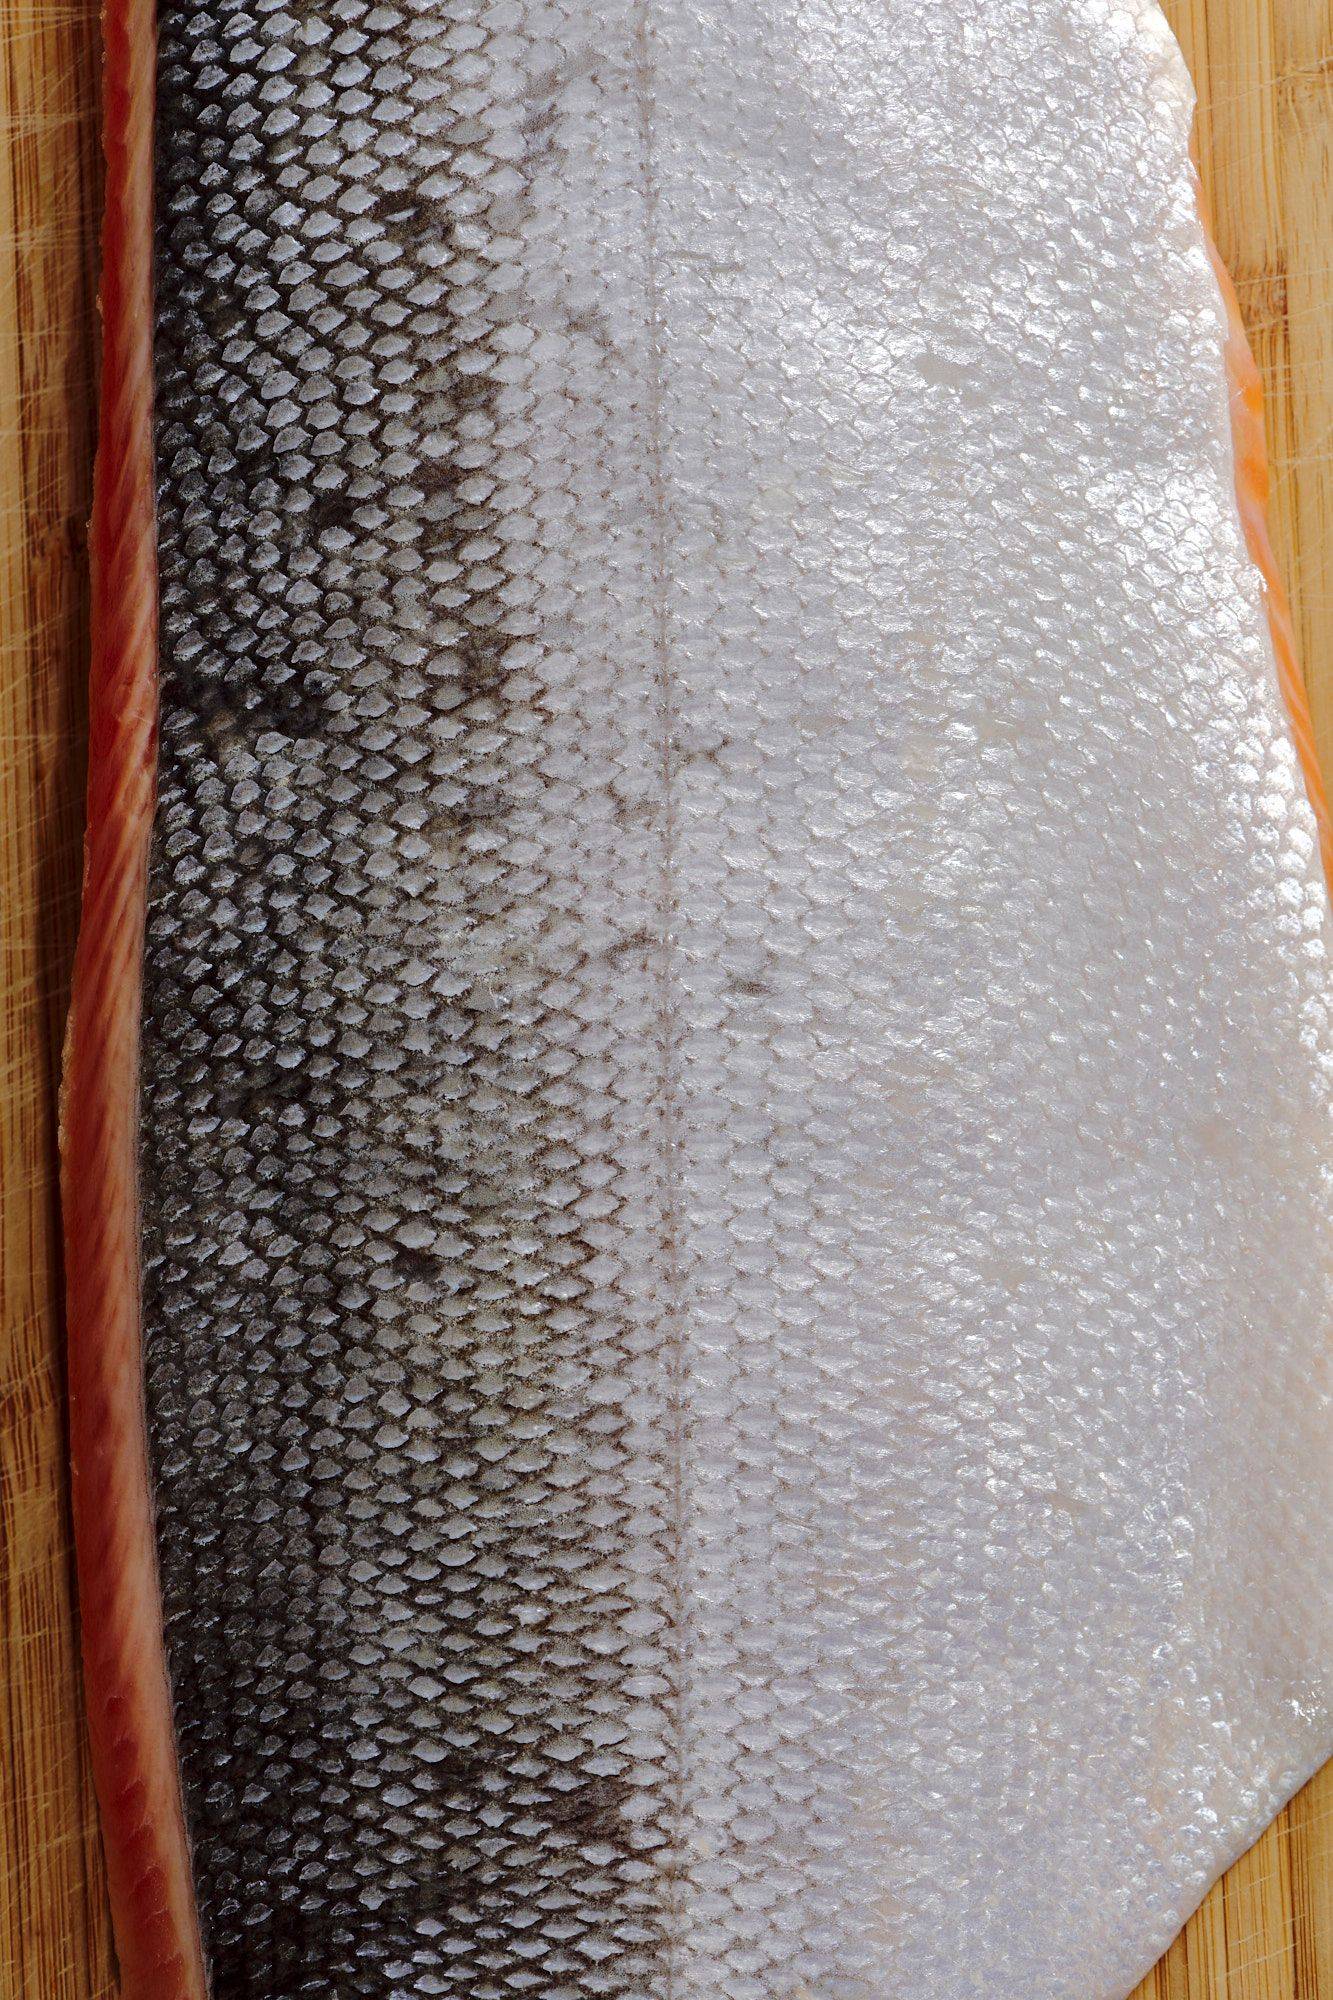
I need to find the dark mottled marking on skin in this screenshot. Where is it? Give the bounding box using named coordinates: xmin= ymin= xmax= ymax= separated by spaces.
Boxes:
xmin=142 ymin=9 xmax=674 ymax=1997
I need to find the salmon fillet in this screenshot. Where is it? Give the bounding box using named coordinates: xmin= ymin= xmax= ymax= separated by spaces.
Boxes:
xmin=63 ymin=3 xmax=1333 ymax=1997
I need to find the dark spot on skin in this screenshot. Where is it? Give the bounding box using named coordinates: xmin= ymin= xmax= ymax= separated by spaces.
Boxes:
xmin=182 ymin=670 xmax=338 ymax=756
xmin=538 ymin=1772 xmax=638 ymax=1843
xmin=309 ymin=484 xmax=359 ymax=540
xmin=392 ymin=1241 xmax=442 ymax=1280
xmin=602 ymin=926 xmax=656 ymax=968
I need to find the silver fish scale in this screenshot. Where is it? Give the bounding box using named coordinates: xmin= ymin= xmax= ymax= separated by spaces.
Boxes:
xmin=141 ymin=2 xmax=1333 ymax=1998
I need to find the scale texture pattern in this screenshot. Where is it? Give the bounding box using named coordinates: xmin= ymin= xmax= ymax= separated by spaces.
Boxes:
xmin=140 ymin=1 xmax=1333 ymax=1995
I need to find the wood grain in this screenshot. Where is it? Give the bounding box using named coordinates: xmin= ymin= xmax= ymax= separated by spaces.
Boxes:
xmin=0 ymin=2 xmax=1327 ymax=1997
xmin=0 ymin=0 xmax=118 ymax=1989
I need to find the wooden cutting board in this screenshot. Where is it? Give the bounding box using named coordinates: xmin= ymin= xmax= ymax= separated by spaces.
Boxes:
xmin=0 ymin=2 xmax=1327 ymax=1995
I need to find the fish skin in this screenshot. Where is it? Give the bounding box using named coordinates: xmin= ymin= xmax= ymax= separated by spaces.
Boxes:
xmin=147 ymin=9 xmax=677 ymax=1995
xmin=67 ymin=0 xmax=1331 ymax=1996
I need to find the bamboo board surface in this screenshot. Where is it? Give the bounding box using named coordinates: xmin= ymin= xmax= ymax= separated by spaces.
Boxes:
xmin=0 ymin=1 xmax=1327 ymax=1995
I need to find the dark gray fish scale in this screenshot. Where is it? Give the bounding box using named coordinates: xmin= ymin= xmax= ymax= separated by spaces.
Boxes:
xmin=135 ymin=2 xmax=1333 ymax=1997
xmin=146 ymin=4 xmax=676 ymax=1992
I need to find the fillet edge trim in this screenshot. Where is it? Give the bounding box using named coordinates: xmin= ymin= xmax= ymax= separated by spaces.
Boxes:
xmin=60 ymin=0 xmax=208 ymax=1989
